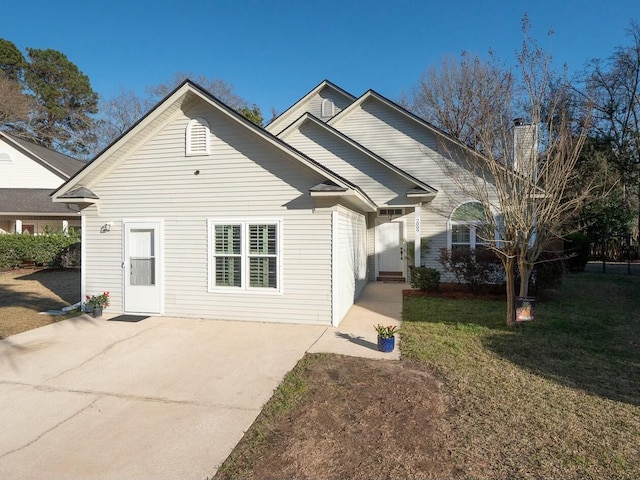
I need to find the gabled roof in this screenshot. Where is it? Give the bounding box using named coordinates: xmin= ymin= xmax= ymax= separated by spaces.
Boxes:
xmin=0 ymin=131 xmax=85 ymax=178
xmin=328 ymin=89 xmax=486 ymax=163
xmin=0 ymin=188 xmax=79 ymax=215
xmin=278 ymin=112 xmax=437 ymax=196
xmin=53 ymin=80 xmax=377 ymax=212
xmin=265 ymin=80 xmax=357 ymax=134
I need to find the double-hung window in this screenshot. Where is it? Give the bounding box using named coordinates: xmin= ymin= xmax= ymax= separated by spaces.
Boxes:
xmin=210 ymin=220 xmax=280 ymax=292
xmin=449 ymin=202 xmax=489 ymax=251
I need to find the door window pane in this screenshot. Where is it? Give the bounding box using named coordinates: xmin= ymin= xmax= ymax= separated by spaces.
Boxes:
xmin=130 ymin=229 xmax=155 ymax=285
xmin=131 ymin=258 xmax=155 ymax=285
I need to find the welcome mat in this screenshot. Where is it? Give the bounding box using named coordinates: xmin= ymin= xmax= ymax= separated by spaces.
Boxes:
xmin=108 ymin=315 xmax=149 ymax=323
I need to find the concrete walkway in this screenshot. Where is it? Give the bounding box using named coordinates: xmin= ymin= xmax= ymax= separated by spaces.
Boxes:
xmin=0 ymin=282 xmax=405 ymax=479
xmin=310 ymin=281 xmax=404 ymax=360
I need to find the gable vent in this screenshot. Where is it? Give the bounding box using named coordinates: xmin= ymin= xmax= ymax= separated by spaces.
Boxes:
xmin=321 ymin=98 xmax=335 ymax=118
xmin=186 ymin=118 xmax=210 ymax=156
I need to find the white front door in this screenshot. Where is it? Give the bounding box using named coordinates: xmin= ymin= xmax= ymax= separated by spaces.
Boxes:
xmin=376 ymin=221 xmax=403 ymax=273
xmin=124 ymin=221 xmax=162 ymax=314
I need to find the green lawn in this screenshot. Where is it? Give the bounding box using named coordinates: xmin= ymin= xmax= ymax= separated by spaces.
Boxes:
xmin=402 ymin=272 xmax=640 ymax=479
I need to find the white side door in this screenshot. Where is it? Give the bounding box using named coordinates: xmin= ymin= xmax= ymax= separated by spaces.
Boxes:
xmin=124 ymin=221 xmax=162 ymax=314
xmin=375 ymin=220 xmax=403 ymax=273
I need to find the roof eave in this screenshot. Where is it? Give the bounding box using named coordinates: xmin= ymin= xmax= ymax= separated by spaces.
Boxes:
xmin=310 ymin=188 xmax=377 ymax=212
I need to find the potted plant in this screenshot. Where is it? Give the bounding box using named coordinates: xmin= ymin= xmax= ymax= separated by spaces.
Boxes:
xmin=374 ymin=324 xmax=398 ymax=352
xmin=85 ymin=291 xmax=110 ymax=318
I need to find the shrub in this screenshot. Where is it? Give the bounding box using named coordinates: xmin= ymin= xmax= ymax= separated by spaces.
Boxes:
xmin=0 ymin=231 xmax=80 ymax=269
xmin=531 ymin=251 xmax=565 ymax=292
xmin=564 ymin=232 xmax=590 ymax=272
xmin=410 ymin=266 xmax=440 ymax=292
xmin=438 ymin=247 xmax=503 ymax=293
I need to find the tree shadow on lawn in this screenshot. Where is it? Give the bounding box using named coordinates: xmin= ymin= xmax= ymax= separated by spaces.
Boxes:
xmin=13 ymin=268 xmax=80 ymax=307
xmin=482 ymin=313 xmax=640 ymax=406
xmin=406 ymin=277 xmax=640 ymax=407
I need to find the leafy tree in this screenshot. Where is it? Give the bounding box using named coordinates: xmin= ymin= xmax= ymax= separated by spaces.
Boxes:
xmin=574 ymin=137 xmax=634 ymax=244
xmin=23 ymin=48 xmax=98 ymax=156
xmin=237 ymin=104 xmax=264 ymax=126
xmin=0 ymin=38 xmax=26 ymax=81
xmin=580 ymin=21 xmax=640 ymax=244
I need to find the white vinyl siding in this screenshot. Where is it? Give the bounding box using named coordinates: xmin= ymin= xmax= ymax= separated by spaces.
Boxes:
xmin=330 ymin=98 xmax=441 ymax=183
xmin=266 ymin=85 xmax=355 ymax=134
xmin=333 ymin=207 xmax=367 ymax=326
xmin=186 ymin=117 xmax=210 ymax=155
xmin=209 ymin=221 xmax=280 ymax=292
xmin=330 ymin=96 xmax=497 ymax=273
xmin=283 ymin=121 xmax=421 ymax=206
xmin=81 ymin=100 xmax=335 ymax=325
xmin=0 ymin=139 xmax=66 ymax=188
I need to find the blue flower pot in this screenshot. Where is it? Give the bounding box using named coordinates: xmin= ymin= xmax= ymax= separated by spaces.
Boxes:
xmin=377 ymin=335 xmax=395 ymax=352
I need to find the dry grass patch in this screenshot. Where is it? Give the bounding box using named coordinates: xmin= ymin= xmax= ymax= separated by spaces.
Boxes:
xmin=214 ymin=272 xmax=639 ymax=480
xmin=0 ymin=268 xmax=80 ymax=338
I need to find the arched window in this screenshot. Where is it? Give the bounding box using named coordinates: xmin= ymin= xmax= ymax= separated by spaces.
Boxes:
xmin=186 ymin=118 xmax=210 ymax=156
xmin=449 ymin=202 xmax=489 ymax=250
xmin=0 ymin=152 xmax=12 ymax=163
xmin=320 ymin=98 xmax=334 ymax=118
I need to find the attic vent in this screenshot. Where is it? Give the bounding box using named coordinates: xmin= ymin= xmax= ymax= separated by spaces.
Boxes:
xmin=321 ymin=98 xmax=335 ymax=118
xmin=186 ymin=118 xmax=210 ymax=156
xmin=0 ymin=152 xmax=12 ymax=163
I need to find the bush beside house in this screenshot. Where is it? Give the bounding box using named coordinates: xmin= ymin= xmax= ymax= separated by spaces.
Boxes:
xmin=0 ymin=231 xmax=80 ymax=269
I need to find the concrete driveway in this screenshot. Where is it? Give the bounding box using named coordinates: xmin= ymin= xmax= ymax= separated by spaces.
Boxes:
xmin=0 ymin=282 xmax=405 ymax=479
xmin=0 ymin=315 xmax=327 ymax=480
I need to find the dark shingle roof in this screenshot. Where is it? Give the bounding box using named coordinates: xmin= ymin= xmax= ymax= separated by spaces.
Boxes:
xmin=0 ymin=189 xmax=78 ymax=214
xmin=1 ymin=132 xmax=85 ymax=178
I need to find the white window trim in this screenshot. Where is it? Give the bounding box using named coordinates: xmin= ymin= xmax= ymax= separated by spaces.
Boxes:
xmin=447 ymin=220 xmax=486 ymax=249
xmin=186 ymin=117 xmax=210 ymax=156
xmin=446 ymin=202 xmax=489 ymax=250
xmin=207 ymin=219 xmax=283 ymax=294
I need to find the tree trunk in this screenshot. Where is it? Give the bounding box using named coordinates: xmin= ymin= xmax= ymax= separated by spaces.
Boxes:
xmin=504 ymin=257 xmax=516 ymax=327
xmin=518 ymin=259 xmax=532 ymax=298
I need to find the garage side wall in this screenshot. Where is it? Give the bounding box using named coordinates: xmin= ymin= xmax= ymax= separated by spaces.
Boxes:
xmin=332 ymin=206 xmax=367 ymax=326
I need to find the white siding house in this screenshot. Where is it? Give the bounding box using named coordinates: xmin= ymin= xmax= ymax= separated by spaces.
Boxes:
xmin=0 ymin=132 xmax=84 ymax=234
xmin=53 ymin=79 xmax=492 ymax=326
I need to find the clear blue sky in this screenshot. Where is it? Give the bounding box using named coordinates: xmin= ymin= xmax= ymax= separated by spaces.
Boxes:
xmin=3 ymin=0 xmax=639 ymax=116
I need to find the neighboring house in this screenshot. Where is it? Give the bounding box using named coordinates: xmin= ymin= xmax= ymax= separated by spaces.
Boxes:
xmin=52 ymin=80 xmax=489 ymax=326
xmin=0 ymin=131 xmax=85 ymax=234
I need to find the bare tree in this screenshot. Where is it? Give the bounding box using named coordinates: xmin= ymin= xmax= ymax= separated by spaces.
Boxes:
xmin=400 ymin=51 xmax=514 ymax=151
xmin=0 ymin=76 xmax=33 ymax=126
xmin=145 ymin=72 xmax=249 ymax=111
xmin=412 ymin=17 xmax=598 ymax=325
xmin=92 ymin=73 xmax=263 ymax=155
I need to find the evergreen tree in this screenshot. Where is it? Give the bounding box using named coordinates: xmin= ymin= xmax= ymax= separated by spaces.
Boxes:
xmin=24 ymin=48 xmax=98 ymax=156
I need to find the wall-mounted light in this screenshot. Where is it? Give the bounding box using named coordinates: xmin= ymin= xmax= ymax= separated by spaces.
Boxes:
xmin=100 ymin=222 xmax=112 ymax=233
